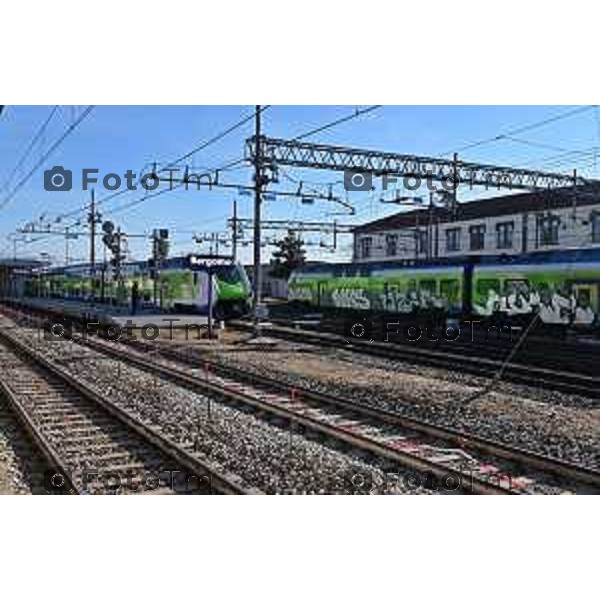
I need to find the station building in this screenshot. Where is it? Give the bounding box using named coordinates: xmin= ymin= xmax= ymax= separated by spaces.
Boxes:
xmin=352 ymin=189 xmax=600 ymax=263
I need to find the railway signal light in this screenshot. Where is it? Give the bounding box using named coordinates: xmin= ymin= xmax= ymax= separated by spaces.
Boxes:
xmin=156 ymin=238 xmax=169 ymax=260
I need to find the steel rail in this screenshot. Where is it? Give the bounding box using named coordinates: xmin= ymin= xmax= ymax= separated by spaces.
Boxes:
xmin=3 ymin=302 xmax=599 ymax=492
xmin=231 ymin=320 xmax=600 ymax=399
xmin=114 ymin=336 xmax=600 ymax=492
xmin=0 ymin=328 xmax=254 ymax=495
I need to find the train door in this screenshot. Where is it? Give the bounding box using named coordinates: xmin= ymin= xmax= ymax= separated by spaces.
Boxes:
xmin=571 ymin=283 xmax=598 ymax=326
xmin=572 ymin=283 xmax=597 ymax=307
xmin=504 ymin=278 xmax=530 ymax=315
xmin=317 ymin=280 xmax=325 ymax=308
xmin=463 ymin=265 xmax=473 ymax=314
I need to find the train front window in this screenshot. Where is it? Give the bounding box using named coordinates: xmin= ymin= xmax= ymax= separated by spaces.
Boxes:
xmin=213 ymin=265 xmax=243 ymax=285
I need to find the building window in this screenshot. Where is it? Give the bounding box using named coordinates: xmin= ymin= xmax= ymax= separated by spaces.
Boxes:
xmin=591 ymin=212 xmax=600 ymax=243
xmin=538 ymin=214 xmax=560 ymax=246
xmin=469 ymin=224 xmax=486 ymax=251
xmin=359 ymin=237 xmax=372 ymax=259
xmin=496 ymin=221 xmax=514 ymax=249
xmin=416 ymin=230 xmax=428 ymax=255
xmin=385 ymin=234 xmax=398 ymax=257
xmin=446 ymin=228 xmax=461 ymax=252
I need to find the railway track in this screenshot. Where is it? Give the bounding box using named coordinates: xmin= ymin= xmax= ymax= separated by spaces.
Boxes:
xmin=0 ymin=391 xmax=51 ymax=494
xmin=72 ymin=331 xmax=600 ymax=495
xmin=265 ymin=306 xmax=600 ymax=364
xmin=231 ymin=319 xmax=600 ymax=399
xmin=0 ymin=311 xmax=442 ymax=494
xmin=0 ymin=327 xmax=251 ymax=495
xmin=2 ymin=303 xmax=599 ymax=494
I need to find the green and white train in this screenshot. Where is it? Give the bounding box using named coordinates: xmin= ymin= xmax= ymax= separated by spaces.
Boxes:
xmin=288 ymin=248 xmax=600 ymax=328
xmin=25 ymin=256 xmax=253 ymax=319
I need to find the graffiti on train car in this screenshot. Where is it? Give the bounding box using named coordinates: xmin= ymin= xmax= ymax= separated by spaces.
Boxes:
xmin=331 ymin=288 xmax=371 ymax=310
xmin=475 ymin=285 xmax=596 ymax=326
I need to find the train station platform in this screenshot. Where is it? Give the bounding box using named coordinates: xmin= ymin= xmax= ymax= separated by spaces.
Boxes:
xmin=5 ymin=297 xmax=213 ymax=329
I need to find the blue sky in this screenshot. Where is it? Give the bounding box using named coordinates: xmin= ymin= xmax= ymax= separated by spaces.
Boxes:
xmin=1 ymin=105 xmax=599 ymax=265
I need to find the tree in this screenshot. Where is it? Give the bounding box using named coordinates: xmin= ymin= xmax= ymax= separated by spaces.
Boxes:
xmin=269 ymin=230 xmax=306 ymax=280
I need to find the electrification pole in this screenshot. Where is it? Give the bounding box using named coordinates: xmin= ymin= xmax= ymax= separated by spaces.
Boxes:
xmin=428 ymin=192 xmax=434 ymax=260
xmin=152 ymin=229 xmax=158 ymax=308
xmin=65 ymin=226 xmax=70 ymax=266
xmin=232 ymin=199 xmax=238 ymax=262
xmin=253 ymin=105 xmax=264 ymax=332
xmin=90 ymin=189 xmax=96 ymax=272
xmin=452 ymin=152 xmax=459 ymax=219
xmin=89 ymin=188 xmax=97 ymax=302
xmin=115 ymin=227 xmax=122 ymax=302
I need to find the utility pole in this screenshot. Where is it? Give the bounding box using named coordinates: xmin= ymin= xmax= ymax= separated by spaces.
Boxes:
xmin=207 ymin=268 xmax=214 ymax=340
xmin=232 ymin=199 xmax=238 ymax=262
xmin=89 ymin=188 xmax=98 ymax=302
xmin=415 ymin=210 xmax=420 ymax=262
xmin=253 ymin=105 xmax=264 ymax=331
xmin=152 ymin=229 xmax=158 ymax=308
xmin=65 ymin=225 xmax=70 ymax=266
xmin=150 ymin=229 xmax=169 ymax=309
xmin=452 ymin=152 xmax=459 ymax=219
xmin=89 ymin=189 xmax=97 ymax=272
xmin=115 ymin=227 xmax=122 ymax=302
xmin=428 ymin=192 xmax=434 ymax=260
xmin=332 ymin=220 xmax=338 ymax=251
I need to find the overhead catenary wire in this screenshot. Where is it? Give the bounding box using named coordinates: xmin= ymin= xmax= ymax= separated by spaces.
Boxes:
xmin=12 ymin=107 xmax=271 ymax=253
xmin=441 ymin=105 xmax=597 ymax=156
xmin=52 ymin=109 xmax=268 ymax=223
xmin=0 ymin=105 xmax=95 ymax=213
xmin=265 ymin=106 xmax=384 ymax=218
xmin=291 ymin=105 xmax=382 ymax=142
xmin=9 ymin=105 xmax=377 ymax=260
xmin=348 ymin=107 xmax=600 ymax=231
xmin=162 ymin=105 xmax=270 ymax=170
xmin=1 ymin=105 xmax=59 ymax=193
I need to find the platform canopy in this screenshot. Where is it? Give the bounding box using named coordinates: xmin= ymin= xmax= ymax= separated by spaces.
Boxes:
xmin=0 ymin=258 xmax=48 ymax=269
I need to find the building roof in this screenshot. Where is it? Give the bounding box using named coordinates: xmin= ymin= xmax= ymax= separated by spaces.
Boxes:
xmin=352 ymin=188 xmax=600 ymax=234
xmin=295 ymin=247 xmax=600 ymax=274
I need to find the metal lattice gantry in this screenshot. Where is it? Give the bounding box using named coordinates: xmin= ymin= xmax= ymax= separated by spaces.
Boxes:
xmin=229 ymin=218 xmax=354 ymax=234
xmin=246 ymin=136 xmax=597 ymax=191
